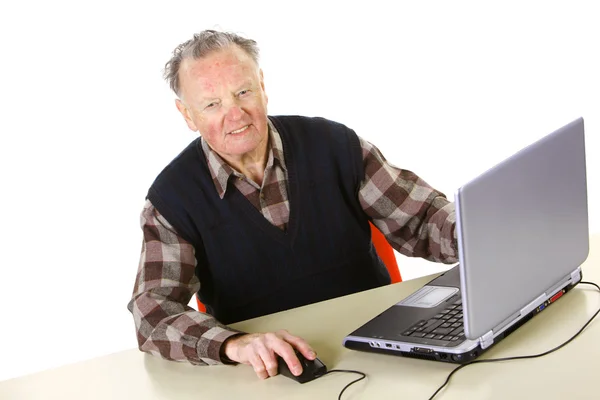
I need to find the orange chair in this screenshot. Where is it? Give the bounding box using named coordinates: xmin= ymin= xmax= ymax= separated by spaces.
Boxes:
xmin=368 ymin=221 xmax=402 ymax=284
xmin=195 ymin=221 xmax=401 ymax=312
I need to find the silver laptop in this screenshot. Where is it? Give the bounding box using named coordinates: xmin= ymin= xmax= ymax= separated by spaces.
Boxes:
xmin=343 ymin=118 xmax=589 ymax=363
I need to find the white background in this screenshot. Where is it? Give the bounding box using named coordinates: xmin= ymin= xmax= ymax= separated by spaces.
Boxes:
xmin=0 ymin=0 xmax=598 ymax=382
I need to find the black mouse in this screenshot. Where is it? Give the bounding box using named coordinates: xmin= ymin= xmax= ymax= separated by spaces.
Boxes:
xmin=277 ymin=351 xmax=327 ymax=383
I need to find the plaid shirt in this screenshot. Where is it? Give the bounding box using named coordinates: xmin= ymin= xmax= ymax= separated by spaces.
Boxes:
xmin=128 ymin=120 xmax=457 ymax=365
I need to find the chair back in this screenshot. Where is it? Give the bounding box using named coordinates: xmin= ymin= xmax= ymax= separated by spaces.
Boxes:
xmin=369 ymin=221 xmax=402 ymax=283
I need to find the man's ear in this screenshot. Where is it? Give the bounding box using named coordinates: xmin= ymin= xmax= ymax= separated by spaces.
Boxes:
xmin=175 ymin=99 xmax=198 ymax=131
xmin=259 ymin=69 xmax=268 ymax=105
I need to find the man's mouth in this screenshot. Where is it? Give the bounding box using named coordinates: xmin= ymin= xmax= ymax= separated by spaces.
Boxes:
xmin=229 ymin=125 xmax=250 ymax=134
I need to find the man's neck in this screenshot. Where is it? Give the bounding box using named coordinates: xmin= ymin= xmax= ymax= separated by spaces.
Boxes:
xmin=220 ymin=137 xmax=270 ymax=186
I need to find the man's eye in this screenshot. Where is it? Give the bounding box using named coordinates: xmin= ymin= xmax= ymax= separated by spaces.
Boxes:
xmin=205 ymin=102 xmax=217 ymax=109
xmin=238 ymin=90 xmax=250 ymax=96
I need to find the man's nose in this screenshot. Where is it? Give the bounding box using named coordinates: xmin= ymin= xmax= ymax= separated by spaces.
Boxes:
xmin=225 ymin=103 xmax=244 ymax=121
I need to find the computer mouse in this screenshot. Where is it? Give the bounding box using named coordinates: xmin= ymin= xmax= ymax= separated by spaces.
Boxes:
xmin=277 ymin=351 xmax=327 ymax=383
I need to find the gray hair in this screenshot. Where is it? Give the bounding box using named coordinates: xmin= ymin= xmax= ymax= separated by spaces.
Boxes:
xmin=163 ymin=30 xmax=260 ymax=96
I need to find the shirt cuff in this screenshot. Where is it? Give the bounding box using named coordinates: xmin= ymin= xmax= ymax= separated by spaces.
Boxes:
xmin=196 ymin=326 xmax=246 ymax=365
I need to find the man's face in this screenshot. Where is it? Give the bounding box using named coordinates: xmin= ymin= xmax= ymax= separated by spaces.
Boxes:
xmin=175 ymin=45 xmax=269 ymax=161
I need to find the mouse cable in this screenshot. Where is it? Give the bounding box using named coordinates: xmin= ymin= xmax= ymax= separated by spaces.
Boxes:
xmin=427 ymin=281 xmax=600 ymax=400
xmin=325 ymin=369 xmax=367 ymax=400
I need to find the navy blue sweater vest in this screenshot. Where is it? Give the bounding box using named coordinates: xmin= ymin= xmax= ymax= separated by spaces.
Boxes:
xmin=147 ymin=115 xmax=390 ymax=324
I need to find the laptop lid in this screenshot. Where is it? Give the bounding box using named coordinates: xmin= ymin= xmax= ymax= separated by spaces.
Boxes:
xmin=455 ymin=117 xmax=589 ymax=340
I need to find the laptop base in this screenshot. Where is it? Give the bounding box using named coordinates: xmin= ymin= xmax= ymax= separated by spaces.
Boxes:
xmin=343 ymin=275 xmax=580 ymax=364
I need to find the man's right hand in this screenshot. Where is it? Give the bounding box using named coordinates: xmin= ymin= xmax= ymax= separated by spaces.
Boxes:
xmin=222 ymin=329 xmax=316 ymax=379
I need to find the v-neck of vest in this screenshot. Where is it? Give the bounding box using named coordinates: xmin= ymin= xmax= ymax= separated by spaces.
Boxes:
xmin=228 ymin=116 xmax=300 ymax=246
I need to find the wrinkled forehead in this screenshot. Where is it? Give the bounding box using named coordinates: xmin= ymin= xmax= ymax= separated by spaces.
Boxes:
xmin=179 ymin=46 xmax=260 ymax=97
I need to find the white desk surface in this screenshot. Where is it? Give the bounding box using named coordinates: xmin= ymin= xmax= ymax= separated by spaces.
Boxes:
xmin=1 ymin=234 xmax=599 ymax=400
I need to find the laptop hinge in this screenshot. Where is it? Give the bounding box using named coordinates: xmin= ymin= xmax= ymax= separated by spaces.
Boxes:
xmin=571 ymin=268 xmax=581 ymax=283
xmin=480 ymin=331 xmax=494 ymax=350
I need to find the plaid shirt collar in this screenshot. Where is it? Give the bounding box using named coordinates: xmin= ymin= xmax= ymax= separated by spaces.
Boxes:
xmin=200 ymin=119 xmax=287 ymax=199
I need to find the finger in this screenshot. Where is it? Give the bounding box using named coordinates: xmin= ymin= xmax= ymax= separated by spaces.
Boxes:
xmin=248 ymin=352 xmax=268 ymax=380
xmin=281 ymin=352 xmax=302 ymax=376
xmin=277 ymin=330 xmax=317 ymax=360
xmin=257 ymin=347 xmax=279 ymax=377
xmin=269 ymin=340 xmax=302 ymax=376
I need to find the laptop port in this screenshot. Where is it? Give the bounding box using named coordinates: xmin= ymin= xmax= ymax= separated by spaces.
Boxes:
xmin=385 ymin=343 xmax=393 ymax=348
xmin=412 ymin=347 xmax=433 ymax=353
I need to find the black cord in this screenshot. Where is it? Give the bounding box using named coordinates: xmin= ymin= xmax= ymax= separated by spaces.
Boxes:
xmin=326 ymin=369 xmax=367 ymax=400
xmin=428 ymin=281 xmax=600 ymax=400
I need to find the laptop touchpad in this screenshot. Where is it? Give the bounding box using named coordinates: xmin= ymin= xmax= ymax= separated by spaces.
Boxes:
xmin=396 ymin=286 xmax=459 ymax=308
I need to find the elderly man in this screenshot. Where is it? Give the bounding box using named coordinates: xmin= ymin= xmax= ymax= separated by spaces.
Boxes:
xmin=128 ymin=30 xmax=458 ymax=380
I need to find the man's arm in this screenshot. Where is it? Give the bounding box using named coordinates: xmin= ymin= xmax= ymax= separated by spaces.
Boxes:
xmin=127 ymin=200 xmax=315 ymax=377
xmin=127 ymin=200 xmax=242 ymax=365
xmin=358 ymin=138 xmax=458 ymax=264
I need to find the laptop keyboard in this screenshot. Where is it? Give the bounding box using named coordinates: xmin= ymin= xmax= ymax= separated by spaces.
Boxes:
xmin=402 ymin=298 xmax=465 ymax=342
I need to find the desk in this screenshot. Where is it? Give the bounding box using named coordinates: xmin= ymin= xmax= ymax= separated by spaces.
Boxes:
xmin=1 ymin=234 xmax=599 ymax=400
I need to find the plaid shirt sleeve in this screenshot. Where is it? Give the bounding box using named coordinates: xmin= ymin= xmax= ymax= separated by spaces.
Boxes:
xmin=127 ymin=200 xmax=243 ymax=365
xmin=358 ymin=137 xmax=458 ymax=263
